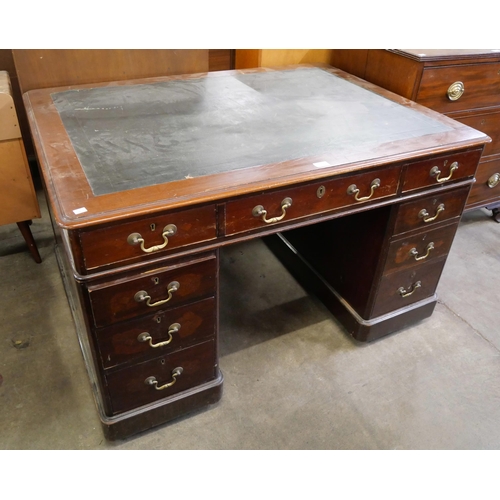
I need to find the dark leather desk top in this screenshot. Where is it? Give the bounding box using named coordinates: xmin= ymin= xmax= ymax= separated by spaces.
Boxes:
xmin=24 ymin=65 xmax=489 ymax=228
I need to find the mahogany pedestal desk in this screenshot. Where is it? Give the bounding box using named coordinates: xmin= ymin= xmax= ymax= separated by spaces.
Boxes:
xmin=23 ymin=65 xmax=489 ymax=440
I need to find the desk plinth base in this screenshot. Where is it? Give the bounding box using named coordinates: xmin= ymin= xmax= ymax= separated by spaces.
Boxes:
xmin=263 ymin=234 xmax=436 ymax=343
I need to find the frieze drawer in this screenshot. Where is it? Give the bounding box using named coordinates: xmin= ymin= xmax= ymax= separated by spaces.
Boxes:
xmin=78 ymin=204 xmax=217 ymax=273
xmin=96 ymin=297 xmax=216 ymax=370
xmin=88 ymin=254 xmax=217 ymax=328
xmin=105 ymin=339 xmax=217 ymax=415
xmin=225 ymin=165 xmax=401 ymax=235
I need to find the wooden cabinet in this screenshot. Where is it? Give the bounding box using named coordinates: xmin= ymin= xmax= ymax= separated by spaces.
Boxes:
xmin=0 ymin=71 xmax=41 ymax=262
xmin=331 ymin=49 xmax=500 ymax=219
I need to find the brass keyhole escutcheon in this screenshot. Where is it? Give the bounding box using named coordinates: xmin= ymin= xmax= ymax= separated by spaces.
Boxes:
xmin=317 ymin=185 xmax=326 ymax=198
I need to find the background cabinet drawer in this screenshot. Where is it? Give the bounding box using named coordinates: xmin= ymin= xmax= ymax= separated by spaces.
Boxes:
xmin=88 ymin=255 xmax=217 ymax=327
xmin=467 ymin=156 xmax=500 ymax=208
xmin=106 ymin=339 xmax=217 ymax=414
xmin=455 ymin=111 xmax=500 ymax=157
xmin=96 ymin=297 xmax=216 ymax=370
xmin=416 ymin=63 xmax=500 ymax=113
xmin=402 ymin=149 xmax=482 ymax=193
xmin=79 ymin=204 xmax=217 ymax=271
xmin=384 ymin=222 xmax=458 ymax=274
xmin=225 ymin=166 xmax=401 ymax=235
xmin=393 ymin=186 xmax=470 ymax=235
xmin=370 ymin=258 xmax=446 ymax=318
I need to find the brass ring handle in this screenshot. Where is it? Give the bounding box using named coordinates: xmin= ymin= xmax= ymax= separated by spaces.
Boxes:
xmin=252 ymin=197 xmax=292 ymax=224
xmin=127 ymin=224 xmax=177 ymax=253
xmin=137 ymin=323 xmax=181 ymax=348
xmin=409 ymin=242 xmax=435 ymax=261
xmin=447 ymin=81 xmax=465 ymax=101
xmin=145 ymin=367 xmax=183 ymax=391
xmin=430 ymin=162 xmax=458 ymax=183
xmin=134 ymin=281 xmax=180 ymax=308
xmin=419 ymin=204 xmax=445 ymax=223
xmin=347 ymin=178 xmax=380 ymax=202
xmin=487 ymin=173 xmax=500 ymax=189
xmin=398 ymin=281 xmax=422 ymax=298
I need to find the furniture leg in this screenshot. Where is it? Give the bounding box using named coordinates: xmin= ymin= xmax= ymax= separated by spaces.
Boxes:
xmin=16 ymin=220 xmax=42 ymax=263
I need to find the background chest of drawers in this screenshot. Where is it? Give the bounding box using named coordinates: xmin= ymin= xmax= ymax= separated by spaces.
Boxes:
xmin=331 ymin=49 xmax=500 ymax=220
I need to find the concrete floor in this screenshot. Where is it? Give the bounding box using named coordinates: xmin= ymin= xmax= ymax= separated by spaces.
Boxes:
xmin=1 ymin=185 xmax=500 ymax=450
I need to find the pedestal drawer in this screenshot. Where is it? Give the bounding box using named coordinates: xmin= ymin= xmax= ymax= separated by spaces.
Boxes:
xmin=370 ymin=258 xmax=447 ymax=318
xmin=384 ymin=222 xmax=459 ymax=274
xmin=106 ymin=339 xmax=217 ymax=414
xmin=393 ymin=185 xmax=470 ymax=235
xmin=88 ymin=254 xmax=217 ymax=327
xmin=96 ymin=297 xmax=216 ymax=370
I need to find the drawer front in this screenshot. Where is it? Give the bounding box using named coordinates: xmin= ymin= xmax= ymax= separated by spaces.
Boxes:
xmin=371 ymin=258 xmax=446 ymax=318
xmin=402 ymin=149 xmax=482 ymax=193
xmin=106 ymin=339 xmax=217 ymax=414
xmin=466 ymin=156 xmax=500 ymax=208
xmin=455 ymin=110 xmax=500 ymax=158
xmin=225 ymin=166 xmax=401 ymax=235
xmin=416 ymin=63 xmax=500 ymax=113
xmin=97 ymin=297 xmax=216 ymax=370
xmin=79 ymin=204 xmax=217 ymax=271
xmin=384 ymin=222 xmax=458 ymax=274
xmin=88 ymin=256 xmax=217 ymax=328
xmin=393 ymin=185 xmax=470 ymax=235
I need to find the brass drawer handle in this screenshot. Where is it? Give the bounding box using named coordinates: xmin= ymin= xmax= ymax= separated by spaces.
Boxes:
xmin=145 ymin=367 xmax=183 ymax=391
xmin=488 ymin=173 xmax=500 ymax=189
xmin=430 ymin=162 xmax=458 ymax=183
xmin=419 ymin=203 xmax=445 ymax=223
xmin=134 ymin=281 xmax=180 ymax=308
xmin=447 ymin=81 xmax=465 ymax=101
xmin=137 ymin=323 xmax=181 ymax=348
xmin=409 ymin=242 xmax=435 ymax=261
xmin=127 ymin=224 xmax=177 ymax=253
xmin=398 ymin=281 xmax=422 ymax=298
xmin=252 ymin=197 xmax=292 ymax=224
xmin=347 ymin=178 xmax=380 ymax=202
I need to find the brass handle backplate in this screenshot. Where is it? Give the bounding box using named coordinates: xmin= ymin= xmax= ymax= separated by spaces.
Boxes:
xmin=487 ymin=173 xmax=500 ymax=189
xmin=409 ymin=242 xmax=435 ymax=261
xmin=430 ymin=162 xmax=458 ymax=183
xmin=134 ymin=281 xmax=180 ymax=308
xmin=252 ymin=197 xmax=292 ymax=224
xmin=137 ymin=323 xmax=181 ymax=348
xmin=145 ymin=367 xmax=183 ymax=391
xmin=398 ymin=281 xmax=422 ymax=298
xmin=447 ymin=81 xmax=465 ymax=101
xmin=127 ymin=224 xmax=177 ymax=253
xmin=419 ymin=204 xmax=445 ymax=223
xmin=347 ymin=178 xmax=380 ymax=202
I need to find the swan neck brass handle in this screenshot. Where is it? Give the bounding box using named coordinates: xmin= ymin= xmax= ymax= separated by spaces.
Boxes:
xmin=487 ymin=173 xmax=500 ymax=189
xmin=430 ymin=162 xmax=458 ymax=183
xmin=127 ymin=224 xmax=177 ymax=253
xmin=398 ymin=281 xmax=422 ymax=298
xmin=419 ymin=203 xmax=445 ymax=223
xmin=409 ymin=242 xmax=435 ymax=261
xmin=134 ymin=281 xmax=180 ymax=308
xmin=145 ymin=367 xmax=183 ymax=391
xmin=347 ymin=178 xmax=380 ymax=202
xmin=137 ymin=323 xmax=181 ymax=348
xmin=447 ymin=81 xmax=465 ymax=101
xmin=252 ymin=197 xmax=292 ymax=224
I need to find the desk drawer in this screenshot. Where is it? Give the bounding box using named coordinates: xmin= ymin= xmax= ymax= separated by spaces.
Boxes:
xmin=416 ymin=63 xmax=500 ymax=113
xmin=371 ymin=258 xmax=446 ymax=318
xmin=88 ymin=255 xmax=217 ymax=328
xmin=225 ymin=165 xmax=401 ymax=235
xmin=384 ymin=222 xmax=458 ymax=274
xmin=393 ymin=185 xmax=470 ymax=235
xmin=402 ymin=149 xmax=482 ymax=193
xmin=106 ymin=339 xmax=217 ymax=414
xmin=79 ymin=204 xmax=217 ymax=271
xmin=466 ymin=156 xmax=500 ymax=208
xmin=96 ymin=297 xmax=216 ymax=370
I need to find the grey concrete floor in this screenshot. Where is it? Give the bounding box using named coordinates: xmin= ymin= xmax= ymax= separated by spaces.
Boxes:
xmin=1 ymin=185 xmax=500 ymax=450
